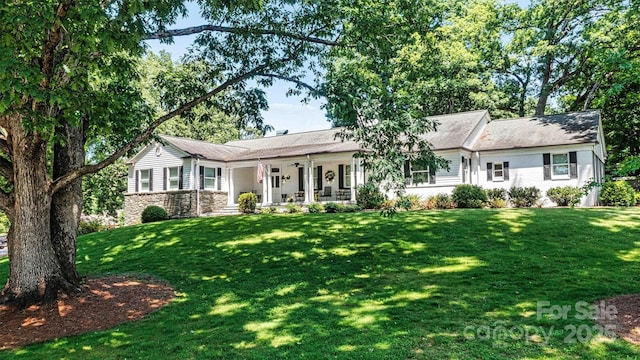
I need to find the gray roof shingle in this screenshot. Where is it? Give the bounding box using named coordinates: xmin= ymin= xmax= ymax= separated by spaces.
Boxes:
xmin=474 ymin=110 xmax=600 ymax=151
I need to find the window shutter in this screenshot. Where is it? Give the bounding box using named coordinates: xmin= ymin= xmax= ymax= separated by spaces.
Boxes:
xmin=149 ymin=169 xmax=153 ymax=191
xmin=135 ymin=170 xmax=139 ymax=192
xmin=503 ymin=162 xmax=510 ymax=181
xmin=487 ymin=162 xmax=493 ymax=181
xmin=543 ymin=153 xmax=551 ymax=180
xmin=199 ymin=166 xmax=204 ymax=190
xmin=338 ymin=164 xmax=344 ymax=189
xmin=429 ymin=166 xmax=436 ymax=184
xmin=298 ymin=167 xmax=304 ymax=191
xmin=217 ymin=168 xmax=222 ymax=190
xmin=317 ymin=165 xmax=323 ymax=190
xmin=179 ymin=166 xmax=184 ymax=189
xmin=163 ymin=168 xmax=167 ymax=191
xmin=404 ymin=160 xmax=410 ymax=179
xmin=569 ymin=151 xmax=578 ymax=179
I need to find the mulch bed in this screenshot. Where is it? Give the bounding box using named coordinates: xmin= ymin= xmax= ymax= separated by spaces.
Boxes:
xmin=0 ymin=275 xmax=174 ymax=350
xmin=595 ymin=294 xmax=640 ymax=345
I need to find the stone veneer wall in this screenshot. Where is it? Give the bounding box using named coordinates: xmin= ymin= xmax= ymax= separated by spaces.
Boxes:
xmin=124 ymin=190 xmax=228 ymax=225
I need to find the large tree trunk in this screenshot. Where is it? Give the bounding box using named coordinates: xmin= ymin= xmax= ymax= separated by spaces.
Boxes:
xmin=0 ymin=119 xmax=73 ymax=307
xmin=50 ymin=120 xmax=86 ymax=285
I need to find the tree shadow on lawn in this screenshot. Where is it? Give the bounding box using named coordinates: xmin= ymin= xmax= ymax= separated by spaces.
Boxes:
xmin=2 ymin=208 xmax=640 ymax=359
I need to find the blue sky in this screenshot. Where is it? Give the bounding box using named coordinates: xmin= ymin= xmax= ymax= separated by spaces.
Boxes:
xmin=146 ymin=1 xmax=530 ymax=136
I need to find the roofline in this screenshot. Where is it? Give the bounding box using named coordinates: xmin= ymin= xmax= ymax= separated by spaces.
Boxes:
xmin=474 ymin=140 xmax=599 ymax=153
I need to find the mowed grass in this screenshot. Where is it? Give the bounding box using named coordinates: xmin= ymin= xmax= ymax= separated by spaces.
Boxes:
xmin=1 ymin=208 xmax=640 ymax=359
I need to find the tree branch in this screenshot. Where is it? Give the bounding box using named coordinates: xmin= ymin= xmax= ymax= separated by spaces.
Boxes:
xmin=40 ymin=0 xmax=74 ymax=89
xmin=256 ymin=73 xmax=320 ymax=94
xmin=144 ymin=25 xmax=340 ymax=46
xmin=49 ymin=46 xmax=306 ymax=194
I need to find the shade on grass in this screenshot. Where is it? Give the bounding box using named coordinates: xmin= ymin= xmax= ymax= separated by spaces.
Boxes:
xmin=1 ymin=208 xmax=640 ymax=359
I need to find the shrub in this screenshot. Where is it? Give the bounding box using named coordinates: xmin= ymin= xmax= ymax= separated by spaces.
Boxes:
xmin=324 ymin=202 xmax=343 ymax=213
xmin=508 ymin=187 xmax=541 ymax=208
xmin=238 ymin=192 xmax=257 ymax=214
xmin=285 ymin=203 xmax=303 ymax=213
xmin=342 ymin=205 xmax=362 ymax=213
xmin=452 ymin=185 xmax=487 ymax=208
xmin=636 ymin=192 xmax=640 ymax=206
xmin=546 ymin=186 xmax=583 ymax=207
xmin=356 ymin=183 xmax=386 ymax=209
xmin=141 ymin=205 xmax=169 ymax=223
xmin=396 ymin=194 xmax=421 ymax=210
xmin=432 ymin=193 xmax=455 ymax=209
xmin=486 ymin=188 xmax=508 ymax=208
xmin=260 ymin=206 xmax=277 ymax=214
xmin=307 ymin=203 xmax=324 ymax=213
xmin=420 ymin=197 xmax=437 ymax=210
xmin=78 ymin=218 xmax=106 ymax=235
xmin=599 ymin=181 xmax=635 ymax=206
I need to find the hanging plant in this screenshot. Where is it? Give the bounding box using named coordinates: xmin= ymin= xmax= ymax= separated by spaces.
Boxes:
xmin=282 ymin=174 xmax=291 ymax=183
xmin=325 ymin=170 xmax=336 ymax=182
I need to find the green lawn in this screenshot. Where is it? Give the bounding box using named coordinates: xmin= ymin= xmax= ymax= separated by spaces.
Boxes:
xmin=1 ymin=208 xmax=640 ymax=359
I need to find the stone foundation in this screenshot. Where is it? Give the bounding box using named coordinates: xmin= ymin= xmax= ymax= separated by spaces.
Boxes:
xmin=124 ymin=190 xmax=228 ymax=225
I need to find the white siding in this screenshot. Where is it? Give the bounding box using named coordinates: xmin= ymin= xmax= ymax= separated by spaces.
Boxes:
xmin=478 ymin=145 xmax=597 ymax=206
xmin=128 ymin=143 xmax=188 ymax=194
xmin=403 ymin=150 xmax=464 ymax=199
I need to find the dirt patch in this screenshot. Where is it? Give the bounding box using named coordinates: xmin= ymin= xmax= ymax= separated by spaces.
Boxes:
xmin=595 ymin=294 xmax=640 ymax=345
xmin=0 ymin=275 xmax=174 ymax=350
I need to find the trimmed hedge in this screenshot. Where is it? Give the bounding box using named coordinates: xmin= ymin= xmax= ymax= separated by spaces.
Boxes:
xmin=141 ymin=205 xmax=169 ymax=223
xmin=238 ymin=192 xmax=258 ymax=214
xmin=546 ymin=186 xmax=583 ymax=207
xmin=452 ymin=185 xmax=487 ymax=208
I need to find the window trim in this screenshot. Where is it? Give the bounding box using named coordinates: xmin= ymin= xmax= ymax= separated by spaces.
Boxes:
xmin=404 ymin=161 xmax=435 ymax=186
xmin=139 ymin=169 xmax=151 ymax=192
xmin=551 ymin=153 xmax=570 ymax=180
xmin=203 ymin=167 xmax=217 ymax=190
xmin=167 ymin=166 xmax=180 ymax=190
xmin=344 ymin=165 xmax=351 ymax=188
xmin=493 ymin=162 xmax=504 ymax=182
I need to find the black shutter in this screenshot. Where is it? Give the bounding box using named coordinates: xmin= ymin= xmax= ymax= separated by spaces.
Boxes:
xmin=179 ymin=166 xmax=184 ymax=189
xmin=404 ymin=160 xmax=410 ymax=179
xmin=199 ymin=166 xmax=204 ymax=190
xmin=569 ymin=151 xmax=578 ymax=179
xmin=217 ymin=167 xmax=222 ymax=190
xmin=317 ymin=165 xmax=323 ymax=190
xmin=503 ymin=162 xmax=510 ymax=181
xmin=543 ymin=153 xmax=551 ymax=180
xmin=487 ymin=162 xmax=493 ymax=181
xmin=149 ymin=169 xmax=153 ymax=191
xmin=338 ymin=165 xmax=344 ymax=189
xmin=298 ymin=167 xmax=304 ymax=191
xmin=429 ymin=166 xmax=436 ymax=184
xmin=135 ymin=170 xmax=139 ymax=192
xmin=163 ymin=168 xmax=167 ymax=191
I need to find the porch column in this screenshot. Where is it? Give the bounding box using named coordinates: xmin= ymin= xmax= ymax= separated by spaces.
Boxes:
xmin=227 ymin=168 xmax=235 ymax=205
xmin=356 ymin=158 xmax=365 ymax=185
xmin=350 ymin=157 xmax=357 ymax=202
xmin=306 ymin=159 xmax=314 ymax=203
xmin=266 ymin=164 xmax=273 ymax=204
xmin=262 ymin=165 xmax=270 ymax=205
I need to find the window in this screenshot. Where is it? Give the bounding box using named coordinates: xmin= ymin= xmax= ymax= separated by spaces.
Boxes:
xmin=552 ymin=153 xmax=569 ymax=179
xmin=139 ymin=169 xmax=150 ymax=192
xmin=167 ymin=167 xmax=180 ymax=190
xmin=203 ymin=167 xmax=216 ymax=189
xmin=493 ymin=163 xmax=504 ymax=181
xmin=271 ymin=175 xmax=280 ymax=188
xmin=404 ymin=160 xmax=435 ymax=186
xmin=486 ymin=162 xmax=509 ymax=182
xmin=344 ymin=165 xmax=351 ymax=187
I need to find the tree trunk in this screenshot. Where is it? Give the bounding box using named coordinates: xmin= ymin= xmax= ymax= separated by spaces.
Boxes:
xmin=50 ymin=120 xmax=86 ymax=285
xmin=1 ymin=119 xmax=72 ymax=307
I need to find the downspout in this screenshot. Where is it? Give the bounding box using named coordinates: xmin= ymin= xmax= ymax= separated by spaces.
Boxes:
xmin=195 ymin=158 xmax=200 ymax=217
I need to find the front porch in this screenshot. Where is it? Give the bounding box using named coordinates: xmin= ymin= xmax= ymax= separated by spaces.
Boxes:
xmin=226 ymin=155 xmax=365 ymax=206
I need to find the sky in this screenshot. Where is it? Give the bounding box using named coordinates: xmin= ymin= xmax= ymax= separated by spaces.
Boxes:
xmin=145 ymin=3 xmax=329 ymax=136
xmin=146 ymin=1 xmax=531 ymax=136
